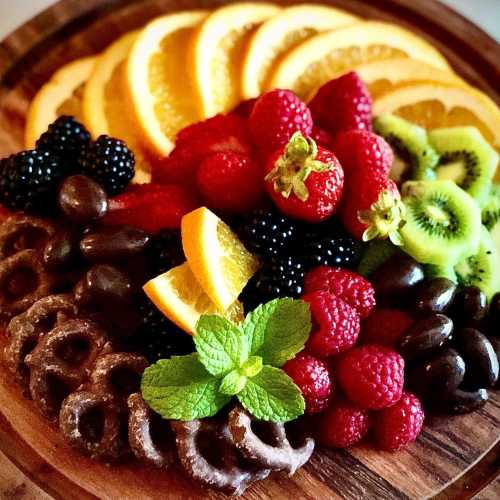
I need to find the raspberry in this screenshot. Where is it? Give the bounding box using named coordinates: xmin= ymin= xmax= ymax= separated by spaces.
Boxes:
xmin=103 ymin=183 xmax=197 ymax=233
xmin=153 ymin=114 xmax=252 ymax=189
xmin=316 ymin=400 xmax=371 ymax=448
xmin=283 ymin=353 xmax=333 ymax=414
xmin=361 ymin=308 xmax=414 ymax=347
xmin=303 ymin=290 xmax=360 ymax=358
xmin=249 ymin=89 xmax=313 ymax=156
xmin=196 ymin=152 xmax=263 ymax=214
xmin=264 ymin=133 xmax=344 ymax=223
xmin=309 ymin=72 xmax=372 ymax=138
xmin=373 ymin=392 xmax=424 ymax=451
xmin=304 ymin=266 xmax=376 ymax=319
xmin=333 ymin=130 xmax=393 ymax=179
xmin=337 ymin=344 xmax=405 ymax=410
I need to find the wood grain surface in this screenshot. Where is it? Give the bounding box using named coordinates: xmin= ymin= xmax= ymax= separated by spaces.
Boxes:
xmin=0 ymin=0 xmax=499 ymax=499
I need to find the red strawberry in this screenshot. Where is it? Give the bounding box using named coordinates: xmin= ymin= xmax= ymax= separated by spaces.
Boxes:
xmin=102 ymin=183 xmax=197 ymax=233
xmin=264 ymin=133 xmax=344 ymax=222
xmin=311 ymin=125 xmax=334 ymax=150
xmin=249 ymin=89 xmax=313 ymax=156
xmin=196 ymin=152 xmax=264 ymax=214
xmin=361 ymin=308 xmax=415 ymax=347
xmin=231 ymin=98 xmax=257 ymax=118
xmin=334 ymin=130 xmax=393 ymax=179
xmin=153 ymin=114 xmax=252 ymax=188
xmin=309 ymin=71 xmax=372 ymax=138
xmin=340 ymin=173 xmax=404 ymax=242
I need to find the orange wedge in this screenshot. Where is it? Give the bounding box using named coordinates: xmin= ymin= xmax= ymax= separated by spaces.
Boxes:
xmin=25 ymin=56 xmax=97 ymax=148
xmin=268 ymin=21 xmax=452 ymax=100
xmin=83 ymin=31 xmax=151 ymax=183
xmin=242 ymin=4 xmax=358 ymax=99
xmin=191 ymin=2 xmax=281 ymax=117
xmin=126 ymin=11 xmax=208 ymax=157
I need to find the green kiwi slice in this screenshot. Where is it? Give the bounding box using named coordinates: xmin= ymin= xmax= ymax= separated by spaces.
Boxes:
xmin=357 ymin=240 xmax=400 ymax=277
xmin=400 ymin=180 xmax=481 ymax=267
xmin=455 ymin=226 xmax=500 ymax=299
xmin=373 ymin=114 xmax=439 ymax=183
xmin=424 ymin=264 xmax=458 ymax=283
xmin=482 ymin=183 xmax=500 ymax=263
xmin=429 ymin=127 xmax=498 ymax=207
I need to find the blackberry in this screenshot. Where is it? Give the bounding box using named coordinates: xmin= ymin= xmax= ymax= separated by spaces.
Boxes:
xmin=135 ymin=297 xmax=195 ymax=363
xmin=237 ymin=207 xmax=298 ymax=258
xmin=146 ymin=229 xmax=184 ymax=278
xmin=242 ymin=255 xmax=306 ymax=310
xmin=79 ymin=135 xmax=135 ymax=195
xmin=36 ymin=115 xmax=90 ymax=162
xmin=0 ymin=149 xmax=69 ymax=213
xmin=303 ymin=235 xmax=362 ymax=269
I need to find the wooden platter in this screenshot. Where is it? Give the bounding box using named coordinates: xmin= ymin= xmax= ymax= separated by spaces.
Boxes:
xmin=0 ymin=0 xmax=499 ymax=498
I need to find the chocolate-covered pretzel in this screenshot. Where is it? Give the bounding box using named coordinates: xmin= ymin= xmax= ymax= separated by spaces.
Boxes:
xmin=128 ymin=393 xmax=175 ymax=468
xmin=228 ymin=406 xmax=314 ymax=475
xmin=0 ymin=249 xmax=55 ymax=318
xmin=5 ymin=294 xmax=77 ymax=388
xmin=172 ymin=414 xmax=270 ymax=496
xmin=26 ymin=318 xmax=110 ymax=420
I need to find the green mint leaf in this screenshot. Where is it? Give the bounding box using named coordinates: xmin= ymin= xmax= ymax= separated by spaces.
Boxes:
xmin=219 ymin=369 xmax=247 ymax=396
xmin=141 ymin=353 xmax=230 ymax=421
xmin=195 ymin=315 xmax=249 ymax=376
xmin=237 ymin=365 xmax=305 ymax=422
xmin=240 ymin=356 xmax=263 ymax=377
xmin=243 ymin=298 xmax=311 ymax=367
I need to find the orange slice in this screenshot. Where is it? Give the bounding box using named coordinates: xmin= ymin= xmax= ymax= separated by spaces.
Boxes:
xmin=25 ymin=56 xmax=97 ymax=148
xmin=126 ymin=11 xmax=208 ymax=157
xmin=242 ymin=4 xmax=358 ymax=99
xmin=268 ymin=21 xmax=452 ymax=100
xmin=191 ymin=2 xmax=281 ymax=117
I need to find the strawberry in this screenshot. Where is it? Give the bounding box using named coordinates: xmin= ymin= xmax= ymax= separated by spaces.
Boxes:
xmin=196 ymin=151 xmax=264 ymax=214
xmin=311 ymin=125 xmax=334 ymax=150
xmin=231 ymin=98 xmax=257 ymax=118
xmin=102 ymin=183 xmax=198 ymax=233
xmin=334 ymin=130 xmax=393 ymax=179
xmin=249 ymin=89 xmax=313 ymax=157
xmin=309 ymin=72 xmax=372 ymax=138
xmin=264 ymin=133 xmax=344 ymax=223
xmin=152 ymin=114 xmax=252 ymax=189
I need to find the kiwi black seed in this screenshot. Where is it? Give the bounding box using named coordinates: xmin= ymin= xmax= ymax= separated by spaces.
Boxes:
xmin=429 ymin=127 xmax=498 ymax=207
xmin=373 ymin=114 xmax=439 ymax=183
xmin=400 ymin=180 xmax=481 ymax=267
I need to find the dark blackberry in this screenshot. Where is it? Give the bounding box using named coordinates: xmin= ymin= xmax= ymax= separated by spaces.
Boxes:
xmin=0 ymin=149 xmax=69 ymax=213
xmin=135 ymin=297 xmax=195 ymax=363
xmin=79 ymin=135 xmax=135 ymax=195
xmin=242 ymin=255 xmax=306 ymax=311
xmin=237 ymin=207 xmax=298 ymax=258
xmin=36 ymin=115 xmax=90 ymax=162
xmin=146 ymin=229 xmax=184 ymax=277
xmin=303 ymin=235 xmax=362 ymax=269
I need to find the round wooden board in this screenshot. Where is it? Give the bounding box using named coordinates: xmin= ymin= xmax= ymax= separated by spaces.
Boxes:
xmin=0 ymin=0 xmax=499 ymax=498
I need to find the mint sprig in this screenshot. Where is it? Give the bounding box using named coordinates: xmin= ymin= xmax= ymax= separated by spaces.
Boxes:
xmin=141 ymin=298 xmax=311 ymax=423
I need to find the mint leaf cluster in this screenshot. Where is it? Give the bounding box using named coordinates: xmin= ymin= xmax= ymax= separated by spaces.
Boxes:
xmin=141 ymin=298 xmax=311 ymax=423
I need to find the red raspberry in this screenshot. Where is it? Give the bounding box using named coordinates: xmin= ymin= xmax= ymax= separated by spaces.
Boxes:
xmin=334 ymin=130 xmax=393 ymax=179
xmin=153 ymin=114 xmax=252 ymax=188
xmin=311 ymin=126 xmax=334 ymax=150
xmin=340 ymin=173 xmax=402 ymax=241
xmin=373 ymin=392 xmax=424 ymax=451
xmin=304 ymin=266 xmax=375 ymax=319
xmin=196 ymin=152 xmax=263 ymax=214
xmin=283 ymin=353 xmax=333 ymax=414
xmin=316 ymin=400 xmax=371 ymax=448
xmin=309 ymin=72 xmax=372 ymax=138
xmin=264 ymin=133 xmax=344 ymax=223
xmin=337 ymin=344 xmax=405 ymax=410
xmin=102 ymin=183 xmax=197 ymax=233
xmin=303 ymin=290 xmax=360 ymax=358
xmin=249 ymin=89 xmax=313 ymax=156
xmin=361 ymin=308 xmax=414 ymax=347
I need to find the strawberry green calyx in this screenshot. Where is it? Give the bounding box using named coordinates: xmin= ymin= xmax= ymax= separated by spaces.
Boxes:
xmin=358 ymin=190 xmax=406 ymax=246
xmin=265 ymin=132 xmax=332 ymax=202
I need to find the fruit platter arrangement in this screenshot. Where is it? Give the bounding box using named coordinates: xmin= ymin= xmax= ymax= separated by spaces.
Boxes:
xmin=0 ymin=0 xmax=499 ymax=498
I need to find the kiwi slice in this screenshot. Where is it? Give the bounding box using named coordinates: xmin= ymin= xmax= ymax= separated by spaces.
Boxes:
xmin=455 ymin=226 xmax=500 ymax=299
xmin=429 ymin=127 xmax=498 ymax=207
xmin=424 ymin=264 xmax=458 ymax=283
xmin=373 ymin=114 xmax=439 ymax=183
xmin=482 ymin=183 xmax=500 ymax=264
xmin=400 ymin=180 xmax=481 ymax=267
xmin=357 ymin=240 xmax=399 ymax=277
